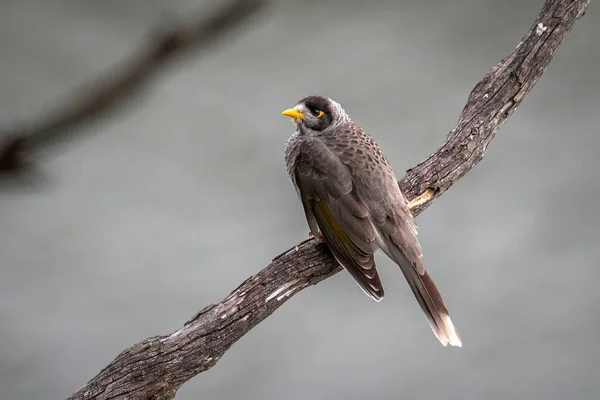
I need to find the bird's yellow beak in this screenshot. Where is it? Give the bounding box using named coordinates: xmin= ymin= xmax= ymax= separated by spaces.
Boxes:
xmin=281 ymin=108 xmax=304 ymax=119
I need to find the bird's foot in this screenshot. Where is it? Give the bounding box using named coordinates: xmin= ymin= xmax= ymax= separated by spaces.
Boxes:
xmin=309 ymin=231 xmax=324 ymax=241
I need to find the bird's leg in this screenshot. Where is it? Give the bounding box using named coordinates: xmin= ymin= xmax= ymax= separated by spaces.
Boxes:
xmin=309 ymin=231 xmax=324 ymax=240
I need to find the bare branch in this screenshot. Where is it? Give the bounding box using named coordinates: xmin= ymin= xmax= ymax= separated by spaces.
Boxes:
xmin=68 ymin=1 xmax=589 ymax=399
xmin=0 ymin=0 xmax=266 ymax=173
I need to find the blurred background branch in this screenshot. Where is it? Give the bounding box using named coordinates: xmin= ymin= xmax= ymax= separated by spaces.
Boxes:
xmin=66 ymin=1 xmax=589 ymax=399
xmin=0 ymin=0 xmax=266 ymax=174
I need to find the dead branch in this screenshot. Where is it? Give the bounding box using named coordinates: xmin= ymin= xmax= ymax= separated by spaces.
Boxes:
xmin=0 ymin=0 xmax=266 ymax=173
xmin=67 ymin=1 xmax=588 ymax=399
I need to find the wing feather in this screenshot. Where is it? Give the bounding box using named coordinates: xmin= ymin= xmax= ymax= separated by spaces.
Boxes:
xmin=292 ymin=148 xmax=383 ymax=301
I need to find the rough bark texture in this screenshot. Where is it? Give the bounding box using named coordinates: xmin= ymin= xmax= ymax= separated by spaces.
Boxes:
xmin=68 ymin=1 xmax=589 ymax=399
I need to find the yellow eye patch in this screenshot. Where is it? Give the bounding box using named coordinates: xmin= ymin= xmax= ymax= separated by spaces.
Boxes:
xmin=316 ymin=110 xmax=324 ymax=118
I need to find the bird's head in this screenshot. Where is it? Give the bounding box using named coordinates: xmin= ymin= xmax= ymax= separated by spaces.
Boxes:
xmin=281 ymin=95 xmax=349 ymax=134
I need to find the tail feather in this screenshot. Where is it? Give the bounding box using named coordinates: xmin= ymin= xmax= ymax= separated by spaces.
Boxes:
xmin=381 ymin=240 xmax=462 ymax=347
xmin=406 ymin=268 xmax=462 ymax=347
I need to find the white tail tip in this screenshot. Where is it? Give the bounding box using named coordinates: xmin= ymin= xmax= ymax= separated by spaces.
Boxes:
xmin=430 ymin=314 xmax=462 ymax=348
xmin=441 ymin=314 xmax=462 ymax=347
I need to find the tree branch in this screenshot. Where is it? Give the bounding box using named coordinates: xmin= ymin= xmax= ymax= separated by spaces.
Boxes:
xmin=68 ymin=1 xmax=588 ymax=399
xmin=0 ymin=0 xmax=266 ymax=173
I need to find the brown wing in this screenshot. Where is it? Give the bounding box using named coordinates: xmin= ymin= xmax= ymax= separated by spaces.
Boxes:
xmin=293 ymin=149 xmax=383 ymax=301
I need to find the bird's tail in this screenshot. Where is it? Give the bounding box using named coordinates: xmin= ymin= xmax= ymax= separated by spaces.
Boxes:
xmin=403 ymin=266 xmax=462 ymax=347
xmin=383 ymin=243 xmax=462 ymax=347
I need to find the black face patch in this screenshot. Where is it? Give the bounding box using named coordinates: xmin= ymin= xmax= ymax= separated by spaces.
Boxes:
xmin=301 ymin=95 xmax=332 ymax=116
xmin=299 ymin=95 xmax=334 ymax=131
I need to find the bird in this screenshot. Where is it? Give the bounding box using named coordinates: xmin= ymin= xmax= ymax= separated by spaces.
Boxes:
xmin=282 ymin=95 xmax=461 ymax=347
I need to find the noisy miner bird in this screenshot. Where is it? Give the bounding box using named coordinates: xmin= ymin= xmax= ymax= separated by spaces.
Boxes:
xmin=282 ymin=95 xmax=461 ymax=347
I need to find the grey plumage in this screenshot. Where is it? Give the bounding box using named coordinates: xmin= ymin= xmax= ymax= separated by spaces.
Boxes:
xmin=283 ymin=95 xmax=461 ymax=347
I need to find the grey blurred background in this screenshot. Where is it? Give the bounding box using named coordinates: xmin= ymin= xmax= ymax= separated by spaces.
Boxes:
xmin=1 ymin=0 xmax=599 ymax=399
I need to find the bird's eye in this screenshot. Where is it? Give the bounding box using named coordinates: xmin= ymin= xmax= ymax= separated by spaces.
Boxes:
xmin=315 ymin=110 xmax=324 ymax=118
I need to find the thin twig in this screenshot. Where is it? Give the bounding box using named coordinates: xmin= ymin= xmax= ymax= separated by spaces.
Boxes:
xmin=0 ymin=0 xmax=266 ymax=173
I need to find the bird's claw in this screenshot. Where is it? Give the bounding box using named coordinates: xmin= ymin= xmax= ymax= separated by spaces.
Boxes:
xmin=309 ymin=231 xmax=324 ymax=240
